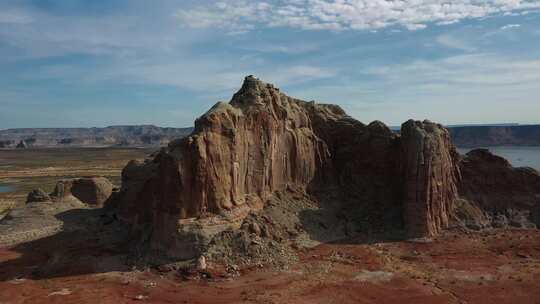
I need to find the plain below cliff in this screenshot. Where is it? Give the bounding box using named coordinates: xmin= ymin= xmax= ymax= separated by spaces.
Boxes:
xmin=0 ymin=125 xmax=193 ymax=149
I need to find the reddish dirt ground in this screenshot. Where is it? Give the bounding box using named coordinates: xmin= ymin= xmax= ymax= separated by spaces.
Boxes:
xmin=1 ymin=229 xmax=540 ymax=304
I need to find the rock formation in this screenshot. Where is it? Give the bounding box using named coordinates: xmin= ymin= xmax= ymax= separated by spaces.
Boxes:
xmin=16 ymin=140 xmax=28 ymax=149
xmin=112 ymin=76 xmax=340 ymax=259
xmin=459 ymin=149 xmax=540 ymax=228
xmin=51 ymin=177 xmax=114 ymax=207
xmin=400 ymin=120 xmax=460 ymax=237
xmin=26 ymin=189 xmax=52 ymax=203
xmin=110 ymin=76 xmax=468 ymax=260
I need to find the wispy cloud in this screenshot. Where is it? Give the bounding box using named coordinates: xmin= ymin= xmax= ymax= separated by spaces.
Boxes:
xmin=175 ymin=0 xmax=540 ymax=32
xmin=500 ymin=23 xmax=521 ymax=30
xmin=291 ymin=51 xmax=540 ymax=125
xmin=362 ymin=53 xmax=540 ymax=86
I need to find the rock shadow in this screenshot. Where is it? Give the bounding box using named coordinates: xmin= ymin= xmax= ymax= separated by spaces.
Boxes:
xmin=298 ymin=191 xmax=407 ymax=246
xmin=0 ymin=207 xmax=131 ymax=281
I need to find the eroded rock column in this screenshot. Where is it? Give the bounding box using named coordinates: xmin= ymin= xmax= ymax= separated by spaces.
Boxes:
xmin=401 ymin=120 xmax=460 ymax=238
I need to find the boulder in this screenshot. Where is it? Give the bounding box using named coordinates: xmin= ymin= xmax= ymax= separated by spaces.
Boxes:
xmin=51 ymin=177 xmax=114 ymax=207
xmin=26 ymin=189 xmax=52 ymax=203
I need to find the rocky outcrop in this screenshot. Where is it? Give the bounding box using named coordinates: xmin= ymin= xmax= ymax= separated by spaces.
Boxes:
xmin=109 ymin=77 xmax=455 ymax=260
xmin=51 ymin=177 xmax=114 ymax=207
xmin=400 ymin=120 xmax=460 ymax=238
xmin=112 ymin=76 xmax=343 ymax=259
xmin=16 ymin=140 xmax=28 ymax=149
xmin=459 ymin=149 xmax=540 ymax=228
xmin=26 ymin=189 xmax=52 ymax=203
xmin=110 ymin=76 xmax=538 ymax=262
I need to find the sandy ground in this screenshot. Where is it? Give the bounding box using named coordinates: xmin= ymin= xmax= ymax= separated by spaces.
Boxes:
xmin=1 ymin=227 xmax=539 ymax=304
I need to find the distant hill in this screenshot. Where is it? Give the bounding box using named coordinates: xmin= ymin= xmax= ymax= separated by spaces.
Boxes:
xmin=448 ymin=125 xmax=540 ymax=147
xmin=2 ymin=123 xmax=539 ymax=149
xmin=0 ymin=125 xmax=194 ymax=149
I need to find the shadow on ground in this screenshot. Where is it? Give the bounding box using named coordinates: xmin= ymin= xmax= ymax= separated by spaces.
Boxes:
xmin=0 ymin=207 xmax=131 ymax=281
xmin=0 ymin=191 xmax=408 ymax=282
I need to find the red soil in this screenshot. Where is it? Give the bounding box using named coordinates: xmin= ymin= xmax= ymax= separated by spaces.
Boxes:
xmin=1 ymin=229 xmax=539 ymax=304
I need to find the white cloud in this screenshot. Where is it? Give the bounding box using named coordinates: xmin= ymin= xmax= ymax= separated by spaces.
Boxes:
xmin=175 ymin=0 xmax=540 ymax=32
xmin=500 ymin=23 xmax=521 ymax=29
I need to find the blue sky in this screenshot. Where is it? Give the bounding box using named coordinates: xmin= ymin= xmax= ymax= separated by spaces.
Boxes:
xmin=1 ymin=0 xmax=540 ymax=129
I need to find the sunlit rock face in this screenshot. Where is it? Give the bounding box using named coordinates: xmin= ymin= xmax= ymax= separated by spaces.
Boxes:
xmin=400 ymin=120 xmax=460 ymax=238
xmin=112 ymin=76 xmax=345 ymax=258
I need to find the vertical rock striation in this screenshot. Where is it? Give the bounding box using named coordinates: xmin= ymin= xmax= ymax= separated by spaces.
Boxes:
xmin=113 ymin=76 xmax=345 ymax=259
xmin=400 ymin=120 xmax=460 ymax=238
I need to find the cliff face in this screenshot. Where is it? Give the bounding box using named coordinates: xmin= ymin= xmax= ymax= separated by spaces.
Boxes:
xmin=449 ymin=125 xmax=540 ymax=147
xmin=110 ymin=77 xmax=471 ymax=260
xmin=113 ymin=77 xmax=344 ymax=258
xmin=401 ymin=120 xmax=460 ymax=238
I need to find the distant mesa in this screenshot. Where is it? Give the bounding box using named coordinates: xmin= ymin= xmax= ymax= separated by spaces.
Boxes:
xmin=0 ymin=125 xmax=193 ymax=149
xmin=449 ymin=125 xmax=540 ymax=147
xmin=105 ymin=76 xmax=540 ymax=263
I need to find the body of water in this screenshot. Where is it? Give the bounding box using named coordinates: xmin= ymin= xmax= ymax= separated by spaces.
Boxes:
xmin=458 ymin=146 xmax=540 ymax=170
xmin=0 ymin=184 xmax=15 ymax=193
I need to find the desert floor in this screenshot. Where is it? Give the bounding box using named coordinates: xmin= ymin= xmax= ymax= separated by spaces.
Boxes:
xmin=1 ymin=229 xmax=539 ymax=304
xmin=0 ymin=148 xmax=153 ymax=203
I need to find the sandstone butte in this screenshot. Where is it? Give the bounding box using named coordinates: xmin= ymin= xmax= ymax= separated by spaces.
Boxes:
xmin=27 ymin=177 xmax=114 ymax=207
xmin=108 ymin=76 xmax=540 ymax=260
